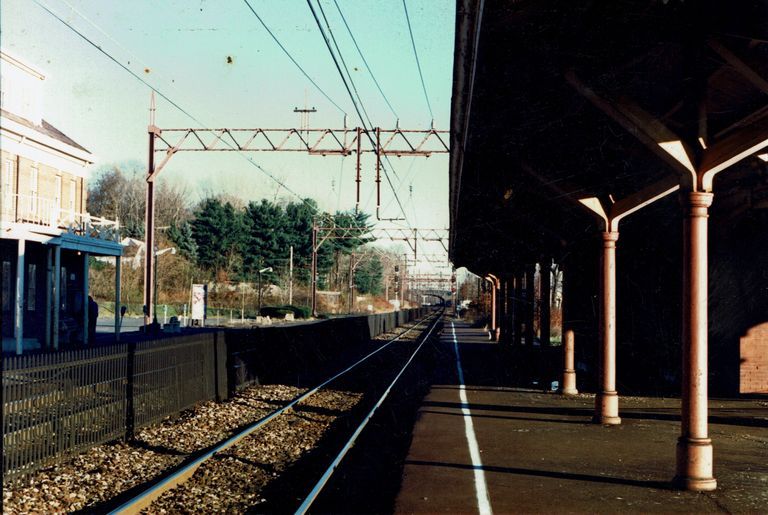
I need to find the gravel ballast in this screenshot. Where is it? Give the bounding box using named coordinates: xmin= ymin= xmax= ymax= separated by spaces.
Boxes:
xmin=2 ymin=316 xmax=435 ymax=514
xmin=2 ymin=385 xmax=303 ymax=514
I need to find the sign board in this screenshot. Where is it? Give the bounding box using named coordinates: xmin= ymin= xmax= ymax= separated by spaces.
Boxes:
xmin=191 ymin=283 xmax=207 ymax=323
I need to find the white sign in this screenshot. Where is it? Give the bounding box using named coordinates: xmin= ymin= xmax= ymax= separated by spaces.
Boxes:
xmin=191 ymin=284 xmax=207 ymax=321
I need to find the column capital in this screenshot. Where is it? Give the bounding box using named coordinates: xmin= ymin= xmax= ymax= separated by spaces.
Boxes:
xmin=601 ymin=231 xmax=619 ymax=245
xmin=681 ymin=191 xmax=714 ymax=212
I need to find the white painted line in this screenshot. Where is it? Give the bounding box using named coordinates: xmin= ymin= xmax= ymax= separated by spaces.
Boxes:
xmin=451 ymin=322 xmax=493 ymax=515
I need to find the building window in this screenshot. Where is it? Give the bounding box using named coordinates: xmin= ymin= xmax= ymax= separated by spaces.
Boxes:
xmin=3 ymin=159 xmax=12 ymax=196
xmin=55 ymin=175 xmax=62 ymax=208
xmin=69 ymin=179 xmax=76 ymax=212
xmin=2 ymin=160 xmax=12 ymax=218
xmin=27 ymin=263 xmax=36 ymax=311
xmin=2 ymin=261 xmax=10 ymax=311
xmin=29 ymin=165 xmax=39 ymax=214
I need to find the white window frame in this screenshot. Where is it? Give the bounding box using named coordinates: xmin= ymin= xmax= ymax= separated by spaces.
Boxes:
xmin=55 ymin=175 xmax=62 ymax=207
xmin=69 ymin=179 xmax=76 ymax=212
xmin=3 ymin=159 xmax=12 ymax=195
xmin=29 ymin=164 xmax=39 ymax=214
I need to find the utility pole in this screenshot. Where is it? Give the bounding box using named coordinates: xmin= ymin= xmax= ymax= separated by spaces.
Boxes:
xmin=288 ymin=245 xmax=294 ymax=306
xmin=311 ymin=223 xmax=318 ymax=317
xmin=348 ymin=253 xmax=354 ymax=314
xmin=293 ymin=104 xmax=317 ymax=138
xmin=143 ymin=94 xmax=157 ymax=329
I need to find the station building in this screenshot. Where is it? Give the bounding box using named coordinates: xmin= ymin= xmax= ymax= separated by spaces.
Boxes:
xmin=0 ymin=50 xmax=122 ymax=354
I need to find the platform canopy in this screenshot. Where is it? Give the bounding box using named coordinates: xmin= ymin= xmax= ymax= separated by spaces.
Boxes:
xmin=450 ymin=0 xmax=768 ymax=273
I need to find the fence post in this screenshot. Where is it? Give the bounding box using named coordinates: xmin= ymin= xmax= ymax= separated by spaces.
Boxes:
xmin=125 ymin=340 xmax=136 ymax=441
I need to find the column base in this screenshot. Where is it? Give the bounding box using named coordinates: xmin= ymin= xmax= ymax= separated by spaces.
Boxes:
xmin=593 ymin=390 xmax=621 ymax=425
xmin=674 ymin=437 xmax=716 ymax=491
xmin=561 ymin=370 xmax=578 ymax=395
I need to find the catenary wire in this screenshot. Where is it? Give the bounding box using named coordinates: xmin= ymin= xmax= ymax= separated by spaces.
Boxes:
xmin=33 ymin=0 xmax=328 ymax=222
xmin=402 ymin=0 xmax=434 ymax=121
xmin=241 ymin=0 xmax=347 ymax=115
xmin=331 ymin=0 xmax=399 ymax=121
xmin=314 ymin=0 xmax=402 ymax=187
xmin=306 ymin=0 xmax=411 ymax=226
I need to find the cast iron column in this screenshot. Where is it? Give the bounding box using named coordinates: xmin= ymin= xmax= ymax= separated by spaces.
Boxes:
xmin=83 ymin=252 xmax=89 ymax=346
xmin=15 ymin=238 xmax=25 ymax=355
xmin=561 ymin=329 xmax=578 ymax=395
xmin=594 ymin=231 xmax=621 ymax=425
xmin=53 ymin=245 xmax=61 ymax=350
xmin=489 ymin=278 xmax=497 ymax=340
xmin=525 ymin=265 xmax=535 ymax=345
xmin=540 ymin=261 xmax=551 ymax=346
xmin=674 ymin=191 xmax=716 ymax=491
xmin=513 ymin=271 xmax=523 ymax=346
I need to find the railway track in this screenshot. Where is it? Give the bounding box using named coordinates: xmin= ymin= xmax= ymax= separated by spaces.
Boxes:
xmin=102 ymin=309 xmax=443 ymax=514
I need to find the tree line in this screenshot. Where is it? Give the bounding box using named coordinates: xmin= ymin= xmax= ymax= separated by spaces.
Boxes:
xmin=87 ymin=163 xmax=387 ymax=306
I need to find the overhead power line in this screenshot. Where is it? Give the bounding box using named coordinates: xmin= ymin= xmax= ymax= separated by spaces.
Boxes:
xmin=306 ymin=0 xmax=411 ymax=226
xmin=33 ymin=0 xmax=323 ymax=218
xmin=402 ymin=0 xmax=434 ymax=122
xmin=313 ymin=0 xmax=402 ymax=189
xmin=241 ymin=0 xmax=346 ymax=115
xmin=332 ymin=0 xmax=399 ymax=121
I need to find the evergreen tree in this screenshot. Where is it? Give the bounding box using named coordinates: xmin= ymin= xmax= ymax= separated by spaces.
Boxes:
xmin=167 ymin=220 xmax=198 ymax=262
xmin=330 ymin=210 xmax=374 ymax=254
xmin=191 ymin=197 xmax=246 ymax=276
xmin=242 ymin=199 xmax=287 ymax=282
xmin=284 ymin=199 xmax=318 ymax=282
xmin=355 ymin=254 xmax=383 ymax=295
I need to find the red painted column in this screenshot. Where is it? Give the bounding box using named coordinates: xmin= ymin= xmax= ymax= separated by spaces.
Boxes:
xmin=540 ymin=261 xmax=551 ymax=346
xmin=561 ymin=329 xmax=578 ymax=395
xmin=594 ymin=231 xmax=621 ymax=425
xmin=675 ymin=191 xmax=716 ymax=491
xmin=497 ymin=278 xmax=505 ymax=343
xmin=525 ymin=265 xmax=535 ymax=345
xmin=490 ymin=278 xmax=497 ymax=340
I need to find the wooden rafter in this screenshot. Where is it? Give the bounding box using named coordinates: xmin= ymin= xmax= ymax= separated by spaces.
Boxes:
xmin=565 ymin=70 xmax=698 ymax=186
xmin=708 ymin=38 xmax=768 ymax=95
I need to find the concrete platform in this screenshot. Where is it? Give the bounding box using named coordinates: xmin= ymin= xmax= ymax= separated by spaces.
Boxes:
xmin=396 ymin=321 xmax=768 ymax=513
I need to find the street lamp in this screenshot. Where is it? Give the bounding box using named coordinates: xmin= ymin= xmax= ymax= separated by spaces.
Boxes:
xmin=258 ymin=266 xmax=273 ymax=313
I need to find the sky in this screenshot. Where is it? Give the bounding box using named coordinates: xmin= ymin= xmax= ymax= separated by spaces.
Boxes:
xmin=1 ymin=0 xmax=455 ymax=271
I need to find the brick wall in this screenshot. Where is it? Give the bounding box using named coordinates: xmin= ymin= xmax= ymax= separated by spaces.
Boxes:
xmin=740 ymin=322 xmax=768 ymax=394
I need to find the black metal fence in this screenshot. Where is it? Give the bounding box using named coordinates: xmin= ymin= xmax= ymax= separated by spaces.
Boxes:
xmin=2 ymin=309 xmax=427 ymax=482
xmin=2 ymin=333 xmax=219 ymax=482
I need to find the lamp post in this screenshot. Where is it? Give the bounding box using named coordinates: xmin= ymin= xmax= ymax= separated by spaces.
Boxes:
xmin=258 ymin=266 xmax=272 ymax=313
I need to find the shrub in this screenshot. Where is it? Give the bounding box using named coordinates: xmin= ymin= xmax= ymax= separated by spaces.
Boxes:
xmin=259 ymin=305 xmax=310 ymax=319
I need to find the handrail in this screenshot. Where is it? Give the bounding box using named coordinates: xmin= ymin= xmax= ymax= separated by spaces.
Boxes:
xmin=1 ymin=192 xmax=120 ymax=241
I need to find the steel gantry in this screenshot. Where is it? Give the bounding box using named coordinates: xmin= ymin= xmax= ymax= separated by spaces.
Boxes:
xmin=309 ymin=223 xmax=450 ymax=316
xmin=371 ymin=228 xmax=449 ymax=258
xmin=142 ymin=98 xmax=449 ymax=326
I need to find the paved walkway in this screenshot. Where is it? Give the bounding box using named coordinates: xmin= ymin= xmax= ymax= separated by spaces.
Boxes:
xmin=396 ymin=321 xmax=768 ymax=513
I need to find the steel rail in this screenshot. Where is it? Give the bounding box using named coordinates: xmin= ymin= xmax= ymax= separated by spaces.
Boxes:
xmin=108 ymin=311 xmax=440 ymax=514
xmin=295 ymin=310 xmax=444 ymax=514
